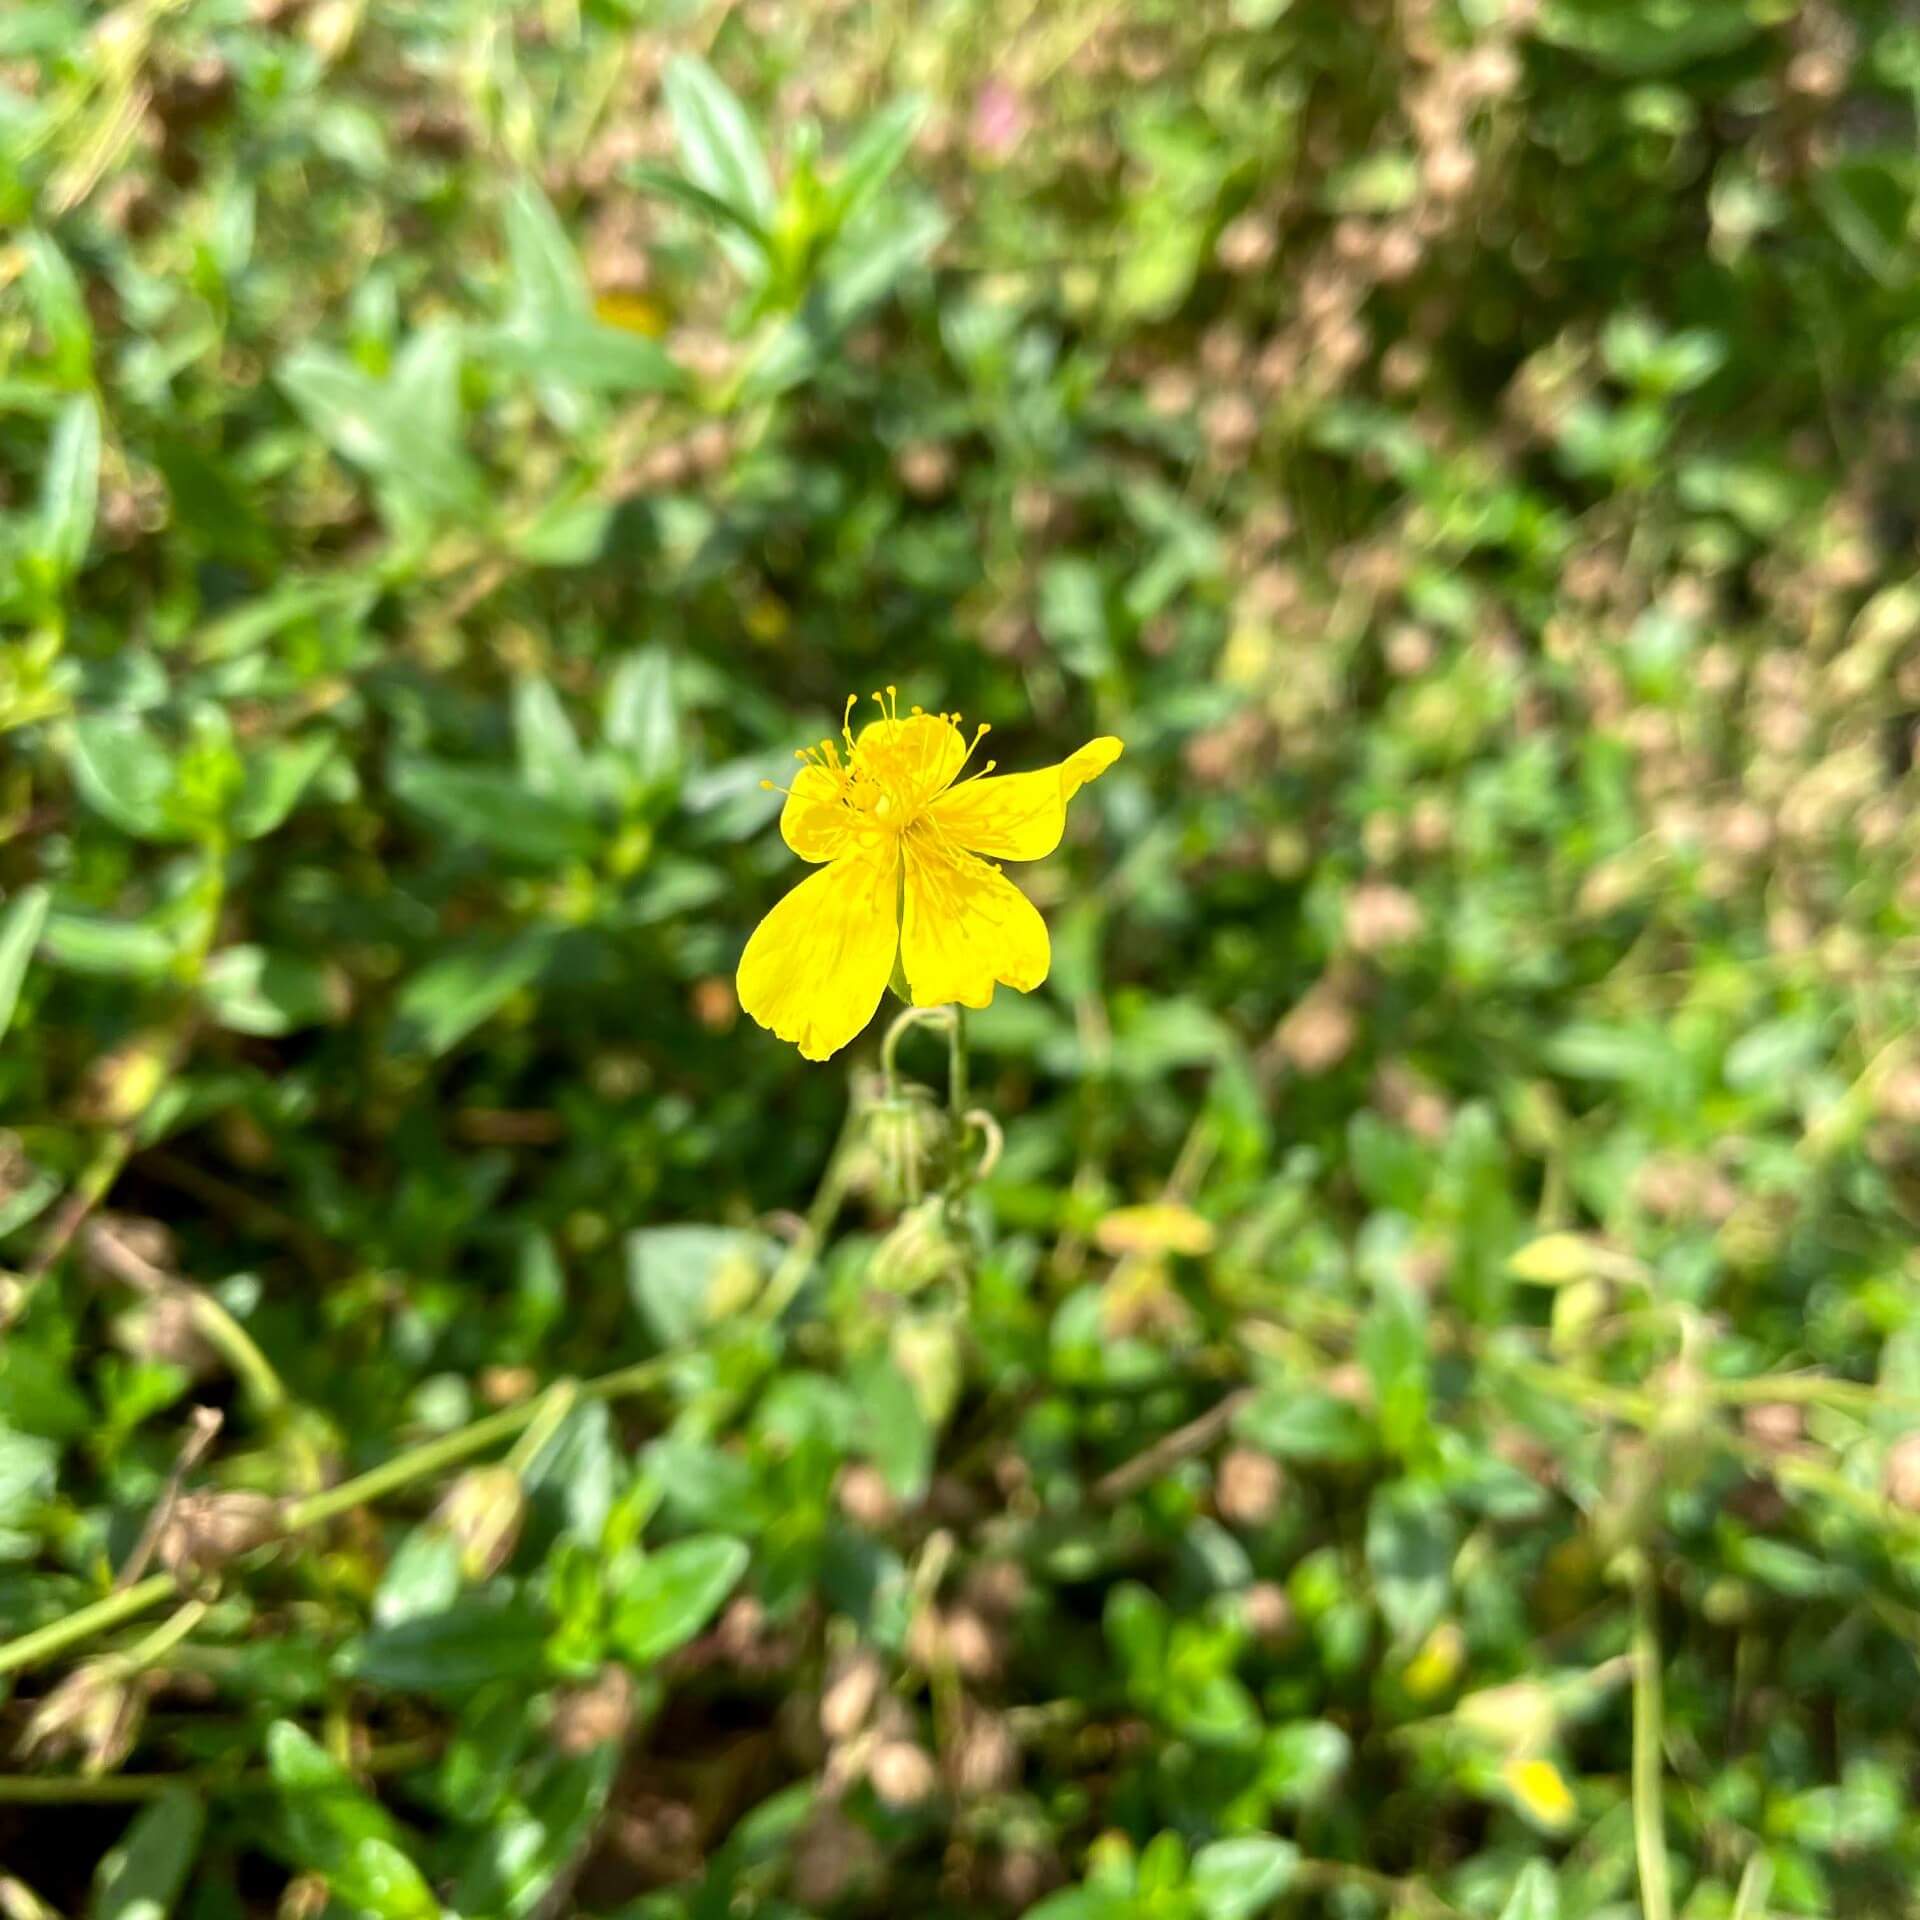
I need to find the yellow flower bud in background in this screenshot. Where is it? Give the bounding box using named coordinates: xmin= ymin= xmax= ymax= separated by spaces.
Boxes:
xmin=432 ymin=1465 xmax=526 ymax=1581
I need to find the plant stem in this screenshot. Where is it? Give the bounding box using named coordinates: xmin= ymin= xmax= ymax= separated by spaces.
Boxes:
xmin=0 ymin=1577 xmax=178 ymax=1682
xmin=0 ymin=1736 xmax=441 ymax=1804
xmin=754 ymin=1096 xmax=863 ymax=1327
xmin=506 ymin=1378 xmax=579 ymax=1474
xmin=0 ymin=1353 xmax=682 ymax=1681
xmin=1628 ymin=1551 xmax=1674 ymax=1920
xmin=119 ymin=1599 xmax=209 ymax=1670
xmin=946 ymin=1004 xmax=968 ymax=1126
xmin=1293 ymin=1860 xmax=1461 ymax=1918
xmin=880 ymin=1001 xmax=954 ymax=1086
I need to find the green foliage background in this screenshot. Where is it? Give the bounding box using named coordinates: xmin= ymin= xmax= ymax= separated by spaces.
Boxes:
xmin=5 ymin=0 xmax=1920 ymax=1914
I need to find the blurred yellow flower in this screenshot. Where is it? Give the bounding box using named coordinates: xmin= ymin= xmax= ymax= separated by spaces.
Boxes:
xmin=1093 ymin=1203 xmax=1216 ymax=1258
xmin=739 ymin=691 xmax=1122 ymax=1060
xmin=1500 ymin=1755 xmax=1578 ymax=1831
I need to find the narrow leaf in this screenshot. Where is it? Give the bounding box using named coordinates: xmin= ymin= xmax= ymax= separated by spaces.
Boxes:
xmin=40 ymin=394 xmax=101 ymax=579
xmin=0 ymin=886 xmax=51 ymax=1044
xmin=663 ymin=55 xmax=775 ymax=229
xmin=610 ymin=1534 xmax=749 ymax=1665
xmin=90 ymin=1789 xmax=206 ymax=1920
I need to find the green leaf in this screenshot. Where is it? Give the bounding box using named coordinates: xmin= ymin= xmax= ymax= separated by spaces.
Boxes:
xmin=0 ymin=885 xmax=51 ymax=1043
xmin=1263 ymin=1719 xmax=1351 ymax=1805
xmin=1027 ymin=1894 xmax=1133 ymax=1920
xmin=624 ymin=1224 xmax=767 ymax=1345
xmin=1534 ymin=0 xmax=1760 ymax=76
xmin=344 ymin=1595 xmax=551 ymax=1695
xmin=446 ymin=1747 xmax=618 ymax=1919
xmin=39 ymin=393 xmax=100 ymax=580
xmin=278 ymin=345 xmax=483 ymax=522
xmin=1815 ymin=156 xmax=1915 ymax=286
xmin=266 ymin=1722 xmax=441 ymax=1920
xmin=1497 ymin=1861 xmax=1561 ymax=1920
xmin=824 ymin=198 xmax=947 ymax=320
xmin=373 ymin=1528 xmax=463 ymax=1628
xmin=830 ymin=95 xmax=926 ymax=227
xmin=1366 ymin=1479 xmax=1457 ymax=1646
xmin=610 ymin=1534 xmax=750 ymax=1665
xmin=90 ymin=1789 xmax=206 ymax=1920
xmin=69 ymin=714 xmax=182 ymax=841
xmin=511 ymin=493 xmax=613 ymax=567
xmin=0 ymin=1425 xmax=58 ymax=1531
xmin=1359 ymin=1274 xmax=1430 ymax=1458
xmin=503 ymin=176 xmax=590 ymax=322
xmin=39 ymin=909 xmax=179 ymax=980
xmin=626 ymin=161 xmax=774 ymax=250
xmin=605 ymin=647 xmax=682 ymax=787
xmin=390 ymin=756 xmax=601 ymax=865
xmin=230 ymin=734 xmax=334 ymax=839
xmin=663 ymin=55 xmax=775 ymax=232
xmin=199 ymin=945 xmax=337 ymax=1036
xmin=1234 ymin=1389 xmax=1375 ymax=1463
xmin=521 ymin=1401 xmax=620 ymax=1554
xmin=512 ymin=677 xmax=588 ymax=797
xmin=485 ymin=313 xmax=684 ymax=396
xmin=1103 ymin=1581 xmax=1169 ymax=1681
xmin=1191 ymin=1837 xmax=1299 ymax=1920
xmin=21 ymin=230 xmax=92 ymax=384
xmin=391 ymin=933 xmax=553 ymax=1057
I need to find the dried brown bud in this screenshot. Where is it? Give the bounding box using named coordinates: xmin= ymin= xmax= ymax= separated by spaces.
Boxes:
xmin=110 ymin=1294 xmax=217 ymax=1377
xmin=868 ymin=1738 xmax=939 ymax=1807
xmin=836 ymin=1462 xmax=898 ymax=1530
xmin=907 ymin=1604 xmax=1001 ymax=1682
xmin=1216 ymin=213 xmax=1275 ymax=274
xmin=1346 ymin=881 xmax=1425 ymax=954
xmin=549 ymin=1663 xmax=635 ymax=1755
xmin=1886 ymin=1433 xmax=1920 ymax=1513
xmin=156 ymin=1490 xmax=282 ymax=1584
xmin=20 ymin=1663 xmax=151 ymax=1775
xmin=1240 ymin=1580 xmax=1295 ymax=1644
xmin=432 ymin=1465 xmax=526 ymax=1580
xmin=1215 ymin=1446 xmax=1285 ymax=1529
xmin=949 ymin=1707 xmax=1020 ymax=1796
xmin=961 ymin=1558 xmax=1028 ymax=1618
xmin=821 ymin=1651 xmax=885 ymax=1743
xmin=1276 ymin=987 xmax=1355 ymax=1075
xmin=789 ymin=1809 xmax=883 ymax=1907
xmin=896 ymin=441 xmax=954 ymax=498
xmin=1741 ymin=1402 xmax=1804 ymax=1453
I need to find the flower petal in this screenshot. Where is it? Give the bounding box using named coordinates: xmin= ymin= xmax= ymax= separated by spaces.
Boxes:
xmin=780 ymin=764 xmax=853 ymax=863
xmin=855 ymin=712 xmax=969 ymax=812
xmin=738 ymin=843 xmax=901 ymax=1060
xmin=900 ymin=832 xmax=1050 ymax=1009
xmin=924 ymin=735 xmax=1123 ymax=861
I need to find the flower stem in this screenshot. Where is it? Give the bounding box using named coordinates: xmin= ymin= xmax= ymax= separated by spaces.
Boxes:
xmin=0 ymin=1352 xmax=682 ymax=1681
xmin=0 ymin=1736 xmax=442 ymax=1804
xmin=1628 ymin=1550 xmax=1674 ymax=1920
xmin=946 ymin=1004 xmax=968 ymax=1126
xmin=0 ymin=1577 xmax=178 ymax=1683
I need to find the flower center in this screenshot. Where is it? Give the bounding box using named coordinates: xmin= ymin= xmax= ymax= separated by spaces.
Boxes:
xmin=764 ymin=688 xmax=995 ymax=840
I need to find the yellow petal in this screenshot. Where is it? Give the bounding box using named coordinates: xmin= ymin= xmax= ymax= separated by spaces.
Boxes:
xmin=924 ymin=735 xmax=1123 ymax=860
xmin=900 ymin=832 xmax=1049 ymax=1009
xmin=780 ymin=764 xmax=853 ymax=863
xmin=1093 ymin=1203 xmax=1216 ymax=1258
xmin=855 ymin=712 xmax=969 ymax=812
xmin=737 ymin=844 xmax=901 ymax=1060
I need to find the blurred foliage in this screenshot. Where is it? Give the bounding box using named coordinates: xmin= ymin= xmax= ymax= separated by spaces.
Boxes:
xmin=4 ymin=0 xmax=1920 ymax=1915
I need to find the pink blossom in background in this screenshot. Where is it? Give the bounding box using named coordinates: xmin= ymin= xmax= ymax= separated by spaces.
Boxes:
xmin=971 ymin=80 xmax=1029 ymax=161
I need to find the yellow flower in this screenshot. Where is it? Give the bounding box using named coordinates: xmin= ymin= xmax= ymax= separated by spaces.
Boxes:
xmin=738 ymin=690 xmax=1122 ymax=1060
xmin=1500 ymin=1755 xmax=1579 ymax=1832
